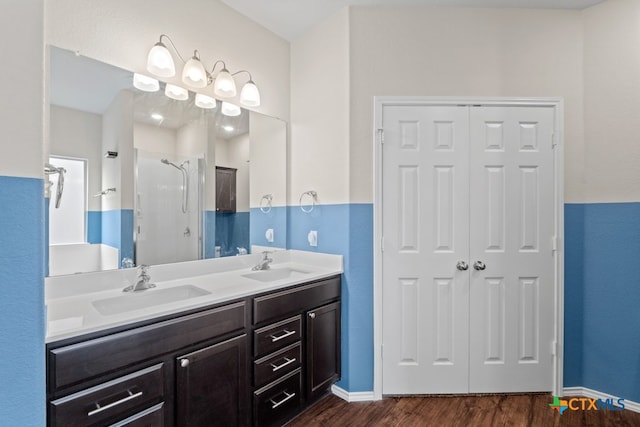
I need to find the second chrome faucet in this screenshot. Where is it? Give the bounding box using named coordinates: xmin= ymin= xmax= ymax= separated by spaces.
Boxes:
xmin=252 ymin=251 xmax=273 ymax=271
xmin=123 ymin=265 xmax=157 ymax=292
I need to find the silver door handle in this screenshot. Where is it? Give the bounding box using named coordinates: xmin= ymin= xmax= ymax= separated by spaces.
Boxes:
xmin=87 ymin=390 xmax=143 ymax=416
xmin=269 ymin=329 xmax=295 ymax=342
xmin=473 ymin=261 xmax=486 ymax=271
xmin=180 ymin=358 xmax=190 ymax=368
xmin=456 ymin=261 xmax=469 ymax=271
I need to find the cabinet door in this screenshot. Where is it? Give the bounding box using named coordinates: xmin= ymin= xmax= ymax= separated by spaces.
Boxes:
xmin=176 ymin=335 xmax=249 ymax=427
xmin=306 ymin=302 xmax=341 ymax=401
xmin=215 ymin=166 xmax=237 ymax=213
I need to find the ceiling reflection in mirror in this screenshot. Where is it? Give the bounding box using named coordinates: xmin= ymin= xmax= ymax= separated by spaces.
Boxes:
xmin=47 ymin=46 xmax=287 ymax=276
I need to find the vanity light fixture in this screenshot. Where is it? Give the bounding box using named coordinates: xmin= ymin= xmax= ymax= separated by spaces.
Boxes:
xmin=151 ymin=113 xmax=164 ymax=121
xmin=165 ymin=83 xmax=189 ymax=101
xmin=239 ymin=77 xmax=261 ymax=107
xmin=145 ymin=34 xmax=261 ymax=107
xmin=147 ymin=36 xmax=176 ymax=77
xmin=195 ymin=93 xmax=216 ymax=109
xmin=133 ymin=73 xmax=159 ymax=92
xmin=221 ymin=101 xmax=241 ymax=117
xmin=222 ymin=125 xmax=235 ymax=132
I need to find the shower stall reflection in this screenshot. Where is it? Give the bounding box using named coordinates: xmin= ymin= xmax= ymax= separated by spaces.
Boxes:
xmin=136 ymin=151 xmax=203 ymax=266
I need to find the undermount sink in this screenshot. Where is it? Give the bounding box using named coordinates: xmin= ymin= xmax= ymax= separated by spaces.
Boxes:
xmin=242 ymin=267 xmax=310 ymax=283
xmin=92 ymin=285 xmax=211 ymax=316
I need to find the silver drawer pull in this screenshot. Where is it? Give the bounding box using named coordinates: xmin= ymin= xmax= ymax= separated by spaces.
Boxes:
xmin=270 ymin=357 xmax=296 ymax=372
xmin=87 ymin=390 xmax=143 ymax=416
xmin=269 ymin=329 xmax=295 ymax=342
xmin=269 ymin=391 xmax=296 ymax=409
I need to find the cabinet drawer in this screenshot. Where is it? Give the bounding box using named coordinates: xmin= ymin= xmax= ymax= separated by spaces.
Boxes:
xmin=254 ymin=369 xmax=302 ymax=427
xmin=110 ymin=403 xmax=164 ymax=427
xmin=254 ymin=316 xmax=301 ymax=358
xmin=50 ymin=363 xmax=164 ymax=427
xmin=253 ymin=276 xmax=340 ymax=324
xmin=254 ymin=343 xmax=301 ymax=388
xmin=50 ymin=301 xmax=246 ymax=390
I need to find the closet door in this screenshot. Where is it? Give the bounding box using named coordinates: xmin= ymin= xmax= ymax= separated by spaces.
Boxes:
xmin=468 ymin=106 xmax=555 ymax=392
xmin=381 ymin=105 xmax=470 ymax=394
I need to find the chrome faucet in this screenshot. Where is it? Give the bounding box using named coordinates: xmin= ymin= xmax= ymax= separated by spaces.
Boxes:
xmin=252 ymin=251 xmax=273 ymax=271
xmin=123 ymin=265 xmax=156 ymax=292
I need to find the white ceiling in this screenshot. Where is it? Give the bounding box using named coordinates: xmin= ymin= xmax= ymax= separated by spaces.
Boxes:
xmin=221 ymin=0 xmax=605 ymax=40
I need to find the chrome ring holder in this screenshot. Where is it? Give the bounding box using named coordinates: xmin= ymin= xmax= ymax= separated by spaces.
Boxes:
xmin=260 ymin=194 xmax=273 ymax=213
xmin=300 ymin=190 xmax=317 ymax=213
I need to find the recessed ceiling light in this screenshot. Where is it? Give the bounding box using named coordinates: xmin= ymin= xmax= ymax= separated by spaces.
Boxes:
xmin=151 ymin=113 xmax=163 ymax=121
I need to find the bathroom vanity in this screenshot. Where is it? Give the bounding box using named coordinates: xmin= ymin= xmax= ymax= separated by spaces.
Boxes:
xmin=45 ymin=251 xmax=342 ymax=426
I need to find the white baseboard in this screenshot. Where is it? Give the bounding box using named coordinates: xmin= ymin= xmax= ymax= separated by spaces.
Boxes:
xmin=331 ymin=385 xmax=375 ymax=402
xmin=563 ymin=386 xmax=640 ymax=413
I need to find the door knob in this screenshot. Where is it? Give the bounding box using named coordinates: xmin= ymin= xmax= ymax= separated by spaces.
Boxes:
xmin=473 ymin=261 xmax=486 ymax=271
xmin=456 ymin=261 xmax=469 ymax=271
xmin=180 ymin=358 xmax=190 ymax=368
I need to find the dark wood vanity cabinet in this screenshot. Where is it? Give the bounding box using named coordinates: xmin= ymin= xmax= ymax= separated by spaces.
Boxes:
xmin=252 ymin=275 xmax=341 ymax=427
xmin=47 ymin=301 xmax=249 ymax=427
xmin=46 ymin=274 xmax=341 ymax=427
xmin=306 ymin=301 xmax=341 ymax=402
xmin=176 ymin=335 xmax=249 ymax=427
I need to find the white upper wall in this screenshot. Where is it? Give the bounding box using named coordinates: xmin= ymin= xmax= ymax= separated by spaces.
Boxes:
xmin=349 ymin=6 xmax=585 ymax=203
xmin=46 ymin=0 xmax=290 ymax=121
xmin=290 ymin=7 xmax=351 ymax=205
xmin=134 ymin=123 xmax=177 ymax=155
xmin=0 ymin=0 xmax=44 ymax=178
xmin=582 ymin=0 xmax=640 ymax=203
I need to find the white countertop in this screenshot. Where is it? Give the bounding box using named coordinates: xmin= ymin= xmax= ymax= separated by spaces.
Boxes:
xmin=45 ymin=250 xmax=343 ymax=343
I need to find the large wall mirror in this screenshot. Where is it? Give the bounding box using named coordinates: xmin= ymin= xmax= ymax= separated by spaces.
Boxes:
xmin=47 ymin=46 xmax=287 ymax=276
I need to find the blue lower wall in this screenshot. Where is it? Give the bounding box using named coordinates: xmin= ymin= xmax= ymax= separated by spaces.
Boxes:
xmin=564 ymin=204 xmax=585 ymax=387
xmin=87 ymin=210 xmax=102 ymax=244
xmin=0 ymin=176 xmax=45 ymax=424
xmin=287 ymin=203 xmax=374 ymax=392
xmin=215 ymin=211 xmax=250 ymax=257
xmin=101 ymin=209 xmax=134 ymax=265
xmin=250 ymin=206 xmax=287 ymax=249
xmin=580 ymin=203 xmax=640 ymax=402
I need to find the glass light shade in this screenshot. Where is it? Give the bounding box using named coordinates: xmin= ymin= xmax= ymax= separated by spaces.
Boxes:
xmin=195 ymin=93 xmax=217 ymax=109
xmin=165 ymin=84 xmax=189 ymax=101
xmin=182 ymin=57 xmax=208 ymax=88
xmin=133 ymin=73 xmax=159 ymax=92
xmin=239 ymin=80 xmax=260 ymax=107
xmin=147 ymin=43 xmax=175 ymax=77
xmin=213 ymin=69 xmax=237 ymax=98
xmin=221 ymin=101 xmax=241 ymax=117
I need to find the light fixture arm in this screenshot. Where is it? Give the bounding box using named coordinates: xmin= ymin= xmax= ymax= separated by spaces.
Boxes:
xmin=232 ymin=70 xmax=253 ymax=82
xmin=209 ymin=60 xmax=228 ymax=75
xmin=157 ymin=34 xmax=187 ymax=64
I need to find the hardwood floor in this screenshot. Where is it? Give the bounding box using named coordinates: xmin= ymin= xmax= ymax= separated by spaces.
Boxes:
xmin=289 ymin=394 xmax=640 ymax=427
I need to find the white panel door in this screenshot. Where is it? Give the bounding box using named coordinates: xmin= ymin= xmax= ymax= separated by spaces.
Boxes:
xmin=381 ymin=103 xmax=556 ymax=394
xmin=468 ymin=106 xmax=555 ymax=392
xmin=382 ymin=105 xmax=470 ymax=394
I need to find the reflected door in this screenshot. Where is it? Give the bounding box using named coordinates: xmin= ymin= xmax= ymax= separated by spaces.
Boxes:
xmin=382 ymin=104 xmax=556 ymax=394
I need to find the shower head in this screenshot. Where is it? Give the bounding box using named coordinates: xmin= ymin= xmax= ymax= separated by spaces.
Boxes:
xmin=161 ymin=158 xmax=182 ymax=170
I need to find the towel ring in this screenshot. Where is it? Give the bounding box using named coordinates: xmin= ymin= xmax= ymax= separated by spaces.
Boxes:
xmin=300 ymin=190 xmax=317 ymax=213
xmin=260 ymin=194 xmax=273 ymax=213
